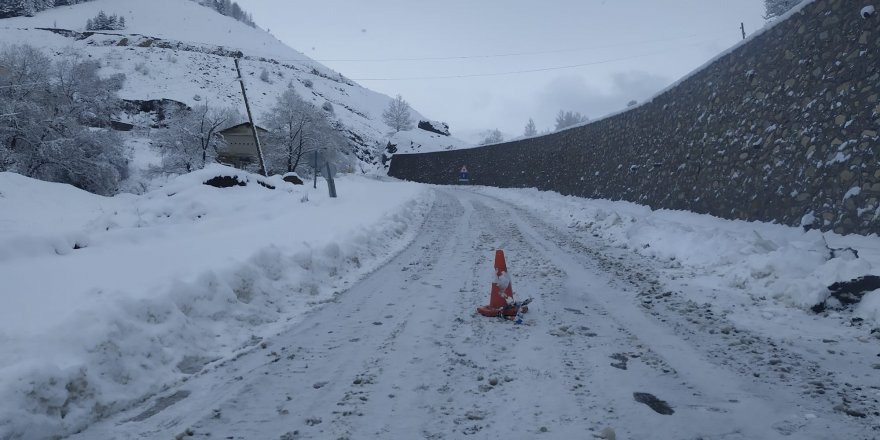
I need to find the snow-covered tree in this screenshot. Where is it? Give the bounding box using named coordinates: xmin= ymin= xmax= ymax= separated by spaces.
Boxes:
xmin=263 ymin=85 xmax=345 ymax=175
xmin=199 ymin=0 xmax=255 ymax=27
xmin=0 ymin=0 xmax=92 ymax=19
xmin=554 ymin=110 xmax=588 ymax=131
xmin=479 ymin=129 xmax=504 ymax=145
xmin=524 ymin=118 xmax=537 ymax=137
xmin=764 ymin=0 xmax=803 ymax=20
xmin=382 ymin=94 xmax=414 ymax=133
xmin=86 ymin=10 xmax=124 ymax=30
xmin=53 ymin=51 xmax=125 ymax=125
xmin=154 ymin=102 xmax=240 ymax=174
xmin=0 ymin=45 xmax=128 ymax=195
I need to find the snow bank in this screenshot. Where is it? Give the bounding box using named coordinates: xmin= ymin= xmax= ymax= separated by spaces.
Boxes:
xmin=475 ymin=187 xmax=879 ymax=320
xmin=0 ymin=166 xmax=432 ymax=439
xmin=387 ymin=127 xmax=471 ymax=155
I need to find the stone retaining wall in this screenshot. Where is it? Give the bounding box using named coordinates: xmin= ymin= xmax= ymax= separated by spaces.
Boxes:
xmin=389 ymin=0 xmax=880 ymax=235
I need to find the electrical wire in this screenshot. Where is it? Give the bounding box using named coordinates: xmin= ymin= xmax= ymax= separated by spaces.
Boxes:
xmin=347 ymin=41 xmax=708 ymax=81
xmin=296 ymin=29 xmax=724 ymax=63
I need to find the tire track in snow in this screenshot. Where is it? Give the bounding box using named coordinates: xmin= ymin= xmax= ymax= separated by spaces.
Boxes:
xmin=65 ymin=187 xmax=874 ymax=440
xmin=467 ymin=189 xmax=875 ymax=439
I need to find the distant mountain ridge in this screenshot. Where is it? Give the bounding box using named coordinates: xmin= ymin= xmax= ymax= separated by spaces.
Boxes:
xmin=0 ymin=0 xmax=256 ymax=28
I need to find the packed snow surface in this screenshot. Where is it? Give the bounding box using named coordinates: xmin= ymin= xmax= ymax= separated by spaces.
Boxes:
xmin=1 ymin=176 xmax=878 ymax=439
xmin=0 ymin=167 xmax=432 ymax=438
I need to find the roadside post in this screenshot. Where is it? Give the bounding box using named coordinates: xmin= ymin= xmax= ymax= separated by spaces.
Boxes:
xmin=325 ymin=162 xmax=337 ymax=198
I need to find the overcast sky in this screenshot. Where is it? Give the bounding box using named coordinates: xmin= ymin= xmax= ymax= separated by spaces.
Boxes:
xmin=237 ymin=0 xmax=767 ymax=143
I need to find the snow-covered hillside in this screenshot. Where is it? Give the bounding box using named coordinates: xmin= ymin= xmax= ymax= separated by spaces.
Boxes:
xmin=381 ymin=124 xmax=471 ymax=168
xmin=0 ymin=0 xmax=466 ymax=169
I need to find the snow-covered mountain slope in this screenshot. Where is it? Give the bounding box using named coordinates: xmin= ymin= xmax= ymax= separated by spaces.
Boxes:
xmin=0 ymin=0 xmax=453 ymax=168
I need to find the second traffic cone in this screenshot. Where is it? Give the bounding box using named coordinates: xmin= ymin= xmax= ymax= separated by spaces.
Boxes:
xmin=477 ymin=250 xmax=526 ymax=317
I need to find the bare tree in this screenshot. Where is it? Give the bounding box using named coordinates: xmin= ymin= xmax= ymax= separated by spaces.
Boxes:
xmin=154 ymin=102 xmax=239 ymax=173
xmin=0 ymin=44 xmax=128 ymax=195
xmin=382 ymin=94 xmax=414 ymax=133
xmin=524 ymin=118 xmax=537 ymax=137
xmin=554 ymin=110 xmax=589 ymax=131
xmin=263 ymin=87 xmax=315 ymax=174
xmin=479 ymin=129 xmax=504 ymax=145
xmin=263 ymin=85 xmax=346 ymax=175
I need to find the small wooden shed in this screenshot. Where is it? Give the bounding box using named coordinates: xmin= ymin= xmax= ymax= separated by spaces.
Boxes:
xmin=217 ymin=122 xmax=269 ymax=169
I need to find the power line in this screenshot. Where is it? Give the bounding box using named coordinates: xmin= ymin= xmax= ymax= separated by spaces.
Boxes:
xmin=274 ymin=30 xmax=724 ymax=64
xmin=348 ymin=42 xmax=707 ymax=81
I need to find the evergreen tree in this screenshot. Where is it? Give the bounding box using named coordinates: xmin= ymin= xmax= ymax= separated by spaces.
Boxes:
xmin=20 ymin=0 xmax=37 ymax=17
xmin=85 ymin=10 xmax=125 ymax=31
xmin=0 ymin=0 xmax=93 ymax=19
xmin=95 ymin=10 xmax=108 ymax=29
xmin=230 ymin=2 xmax=242 ymax=20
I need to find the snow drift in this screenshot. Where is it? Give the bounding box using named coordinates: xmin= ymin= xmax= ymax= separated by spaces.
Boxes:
xmin=474 ymin=186 xmax=880 ymax=322
xmin=0 ymin=166 xmax=432 ymax=439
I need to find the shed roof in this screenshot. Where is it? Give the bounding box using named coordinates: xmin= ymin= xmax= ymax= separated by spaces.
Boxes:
xmin=219 ymin=122 xmax=269 ymax=134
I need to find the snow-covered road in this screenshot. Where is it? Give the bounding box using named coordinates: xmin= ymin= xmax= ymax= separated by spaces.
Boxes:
xmin=68 ymin=188 xmax=877 ymax=440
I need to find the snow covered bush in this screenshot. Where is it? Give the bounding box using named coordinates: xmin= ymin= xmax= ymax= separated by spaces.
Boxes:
xmin=555 ymin=110 xmax=589 ymax=130
xmin=134 ymin=61 xmax=150 ymax=76
xmin=0 ymin=45 xmax=129 ymax=195
xmin=479 ymin=129 xmax=504 ymax=145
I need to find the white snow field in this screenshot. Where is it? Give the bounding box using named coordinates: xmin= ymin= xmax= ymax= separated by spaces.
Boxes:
xmin=3 ymin=178 xmax=876 ymax=439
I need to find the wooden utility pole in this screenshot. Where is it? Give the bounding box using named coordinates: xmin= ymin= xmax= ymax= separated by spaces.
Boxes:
xmin=740 ymin=22 xmax=746 ymax=40
xmin=233 ymin=57 xmax=268 ymax=177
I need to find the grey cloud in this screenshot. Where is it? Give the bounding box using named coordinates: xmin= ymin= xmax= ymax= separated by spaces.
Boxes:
xmin=532 ymin=70 xmax=673 ymax=129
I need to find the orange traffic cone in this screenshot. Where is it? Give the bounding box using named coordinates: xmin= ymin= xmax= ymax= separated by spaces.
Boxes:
xmin=477 ymin=250 xmax=527 ymax=318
